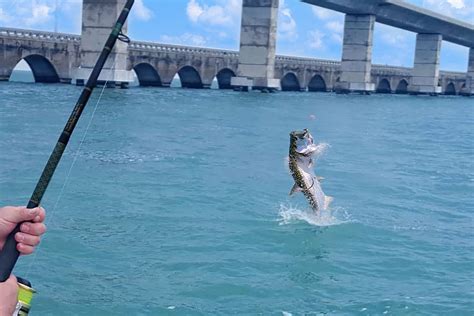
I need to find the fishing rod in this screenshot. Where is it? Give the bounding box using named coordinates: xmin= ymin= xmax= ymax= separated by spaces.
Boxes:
xmin=0 ymin=0 xmax=135 ymax=313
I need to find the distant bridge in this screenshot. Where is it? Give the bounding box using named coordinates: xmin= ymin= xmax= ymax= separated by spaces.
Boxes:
xmin=302 ymin=0 xmax=474 ymax=95
xmin=0 ymin=27 xmax=467 ymax=95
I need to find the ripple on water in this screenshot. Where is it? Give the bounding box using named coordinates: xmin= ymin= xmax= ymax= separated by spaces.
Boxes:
xmin=1 ymin=83 xmax=473 ymax=314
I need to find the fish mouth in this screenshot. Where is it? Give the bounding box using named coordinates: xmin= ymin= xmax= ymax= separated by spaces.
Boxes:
xmin=290 ymin=129 xmax=317 ymax=155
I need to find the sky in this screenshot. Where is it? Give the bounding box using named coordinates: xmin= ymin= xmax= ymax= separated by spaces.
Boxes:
xmin=0 ymin=0 xmax=473 ymax=71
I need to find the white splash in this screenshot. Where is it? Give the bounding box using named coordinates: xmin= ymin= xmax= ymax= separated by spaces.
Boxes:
xmin=278 ymin=203 xmax=352 ymax=227
xmin=311 ymin=142 xmax=330 ymax=159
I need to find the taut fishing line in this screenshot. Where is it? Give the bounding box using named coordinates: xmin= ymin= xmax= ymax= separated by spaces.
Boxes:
xmin=24 ymin=80 xmax=109 ymax=279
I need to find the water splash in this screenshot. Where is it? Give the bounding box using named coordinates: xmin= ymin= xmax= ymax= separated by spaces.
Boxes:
xmin=312 ymin=142 xmax=330 ymax=159
xmin=278 ymin=203 xmax=352 ymax=227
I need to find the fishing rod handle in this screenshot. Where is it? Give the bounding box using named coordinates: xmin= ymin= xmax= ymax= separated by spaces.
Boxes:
xmin=0 ymin=200 xmax=38 ymax=282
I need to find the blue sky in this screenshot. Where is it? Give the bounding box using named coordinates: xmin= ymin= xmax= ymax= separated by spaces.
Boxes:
xmin=0 ymin=0 xmax=473 ymax=71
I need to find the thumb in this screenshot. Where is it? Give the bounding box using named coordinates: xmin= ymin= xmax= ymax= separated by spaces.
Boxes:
xmin=1 ymin=206 xmax=40 ymax=224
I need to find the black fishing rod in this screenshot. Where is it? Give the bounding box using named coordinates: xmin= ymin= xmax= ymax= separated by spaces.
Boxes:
xmin=0 ymin=0 xmax=134 ymax=310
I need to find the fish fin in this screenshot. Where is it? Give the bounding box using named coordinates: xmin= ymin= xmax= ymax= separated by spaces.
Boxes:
xmin=317 ymin=176 xmax=325 ymax=182
xmin=289 ymin=183 xmax=302 ymax=196
xmin=324 ymin=196 xmax=333 ymax=209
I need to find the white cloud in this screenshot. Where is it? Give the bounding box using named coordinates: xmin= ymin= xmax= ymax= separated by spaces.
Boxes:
xmin=187 ymin=0 xmax=204 ymax=22
xmin=24 ymin=2 xmax=52 ymax=26
xmin=186 ymin=0 xmax=241 ymax=26
xmin=0 ymin=8 xmax=11 ymax=23
xmin=308 ymin=30 xmax=324 ymax=49
xmin=325 ymin=21 xmax=343 ymax=34
xmin=417 ymin=0 xmax=473 ymax=21
xmin=447 ymin=0 xmax=465 ymax=9
xmin=331 ymin=33 xmax=343 ymax=43
xmin=376 ymin=23 xmax=412 ymax=47
xmin=279 ymin=1 xmax=297 ymax=41
xmin=311 ymin=7 xmax=341 ymax=20
xmin=160 ymin=33 xmax=207 ymax=46
xmin=133 ymin=0 xmax=153 ymax=21
xmin=0 ymin=0 xmax=72 ymax=28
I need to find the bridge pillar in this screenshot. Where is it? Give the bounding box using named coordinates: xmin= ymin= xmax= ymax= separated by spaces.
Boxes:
xmin=231 ymin=0 xmax=280 ymax=92
xmin=73 ymin=0 xmax=133 ymax=87
xmin=461 ymin=48 xmax=474 ymax=96
xmin=335 ymin=14 xmax=375 ymax=94
xmin=409 ymin=33 xmax=442 ymax=95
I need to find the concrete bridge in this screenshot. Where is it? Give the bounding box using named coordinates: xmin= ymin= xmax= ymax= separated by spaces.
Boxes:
xmin=0 ymin=0 xmax=472 ymax=95
xmin=302 ymin=0 xmax=474 ymax=94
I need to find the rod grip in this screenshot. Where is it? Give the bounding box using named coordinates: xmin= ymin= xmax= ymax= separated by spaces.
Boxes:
xmin=0 ymin=201 xmax=38 ymax=282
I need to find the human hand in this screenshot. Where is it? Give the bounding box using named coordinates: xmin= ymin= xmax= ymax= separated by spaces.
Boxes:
xmin=0 ymin=206 xmax=46 ymax=255
xmin=0 ymin=274 xmax=18 ymax=316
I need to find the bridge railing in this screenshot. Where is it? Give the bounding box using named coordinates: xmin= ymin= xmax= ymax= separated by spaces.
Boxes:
xmin=372 ymin=64 xmax=412 ymax=75
xmin=275 ymin=55 xmax=340 ymax=66
xmin=0 ymin=27 xmax=80 ymax=42
xmin=439 ymin=70 xmax=467 ymax=78
xmin=129 ymin=40 xmax=239 ymax=58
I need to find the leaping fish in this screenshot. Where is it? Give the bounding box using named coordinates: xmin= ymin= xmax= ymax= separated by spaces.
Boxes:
xmin=288 ymin=129 xmax=332 ymax=214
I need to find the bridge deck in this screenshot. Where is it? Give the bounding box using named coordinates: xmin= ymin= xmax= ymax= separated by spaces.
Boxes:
xmin=302 ymin=0 xmax=474 ymax=47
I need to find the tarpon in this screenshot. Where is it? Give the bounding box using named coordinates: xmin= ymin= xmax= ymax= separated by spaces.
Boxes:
xmin=288 ymin=129 xmax=332 ymax=214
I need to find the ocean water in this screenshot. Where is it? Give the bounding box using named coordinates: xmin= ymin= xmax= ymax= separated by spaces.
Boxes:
xmin=0 ymin=82 xmax=473 ymax=315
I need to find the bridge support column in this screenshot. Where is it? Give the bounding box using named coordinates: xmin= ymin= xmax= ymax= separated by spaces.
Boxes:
xmin=73 ymin=0 xmax=133 ymax=87
xmin=231 ymin=0 xmax=280 ymax=92
xmin=335 ymin=14 xmax=375 ymax=94
xmin=409 ymin=33 xmax=442 ymax=95
xmin=461 ymin=48 xmax=473 ymax=96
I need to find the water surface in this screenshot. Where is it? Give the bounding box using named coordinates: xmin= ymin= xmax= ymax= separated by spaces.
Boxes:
xmin=1 ymin=82 xmax=473 ymax=315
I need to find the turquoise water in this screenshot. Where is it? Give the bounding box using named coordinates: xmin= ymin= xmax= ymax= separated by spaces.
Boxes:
xmin=1 ymin=82 xmax=473 ymax=315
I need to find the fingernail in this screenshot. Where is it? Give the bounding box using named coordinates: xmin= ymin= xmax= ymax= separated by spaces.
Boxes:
xmin=34 ymin=215 xmax=41 ymax=222
xmin=28 ymin=208 xmax=39 ymax=216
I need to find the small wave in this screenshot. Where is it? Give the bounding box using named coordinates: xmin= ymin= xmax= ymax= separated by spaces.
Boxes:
xmin=278 ymin=203 xmax=352 ymax=227
xmin=80 ymin=150 xmax=165 ymax=164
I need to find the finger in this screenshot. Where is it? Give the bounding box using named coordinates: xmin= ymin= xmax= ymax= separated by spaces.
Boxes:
xmin=20 ymin=222 xmax=47 ymax=236
xmin=17 ymin=243 xmax=34 ymax=255
xmin=15 ymin=232 xmax=40 ymax=247
xmin=1 ymin=206 xmax=42 ymax=224
xmin=32 ymin=207 xmax=46 ymax=223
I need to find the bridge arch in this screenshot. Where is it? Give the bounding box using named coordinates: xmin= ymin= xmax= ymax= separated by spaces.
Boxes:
xmin=281 ymin=72 xmax=301 ymax=91
xmin=14 ymin=55 xmax=60 ymax=83
xmin=444 ymin=82 xmax=456 ymax=95
xmin=133 ymin=63 xmax=162 ymax=87
xmin=395 ymin=79 xmax=409 ymax=94
xmin=308 ymin=74 xmax=327 ymax=92
xmin=215 ymin=68 xmax=235 ymax=89
xmin=177 ymin=66 xmax=203 ymax=89
xmin=376 ymin=78 xmax=391 ymax=93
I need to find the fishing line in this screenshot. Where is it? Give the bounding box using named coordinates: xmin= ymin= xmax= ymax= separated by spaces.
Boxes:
xmin=0 ymin=4 xmax=135 ymax=315
xmin=24 ymin=80 xmax=109 ymax=279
